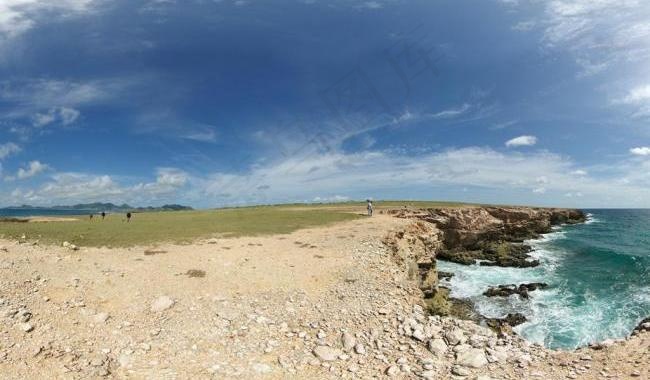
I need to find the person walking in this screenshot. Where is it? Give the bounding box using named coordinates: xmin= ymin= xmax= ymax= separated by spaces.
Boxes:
xmin=367 ymin=199 xmax=374 ymax=217
xmin=126 ymin=212 xmax=132 ymax=222
xmin=101 ymin=211 xmax=106 ymax=220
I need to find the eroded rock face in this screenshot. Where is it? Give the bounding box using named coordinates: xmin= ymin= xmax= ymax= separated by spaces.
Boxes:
xmin=393 ymin=207 xmax=585 ymax=268
xmin=386 ymin=206 xmax=585 ymax=331
xmin=383 ymin=221 xmax=443 ymax=290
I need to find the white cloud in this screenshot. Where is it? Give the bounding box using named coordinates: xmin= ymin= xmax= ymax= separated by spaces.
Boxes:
xmin=620 ymin=85 xmax=650 ymax=104
xmin=32 ymin=107 xmax=80 ymax=127
xmin=4 ymin=167 xmax=190 ymax=205
xmin=505 ymin=135 xmax=537 ymax=147
xmin=132 ymin=168 xmax=189 ymax=196
xmin=312 ymin=195 xmax=350 ymax=203
xmin=564 ymin=192 xmax=583 ymax=197
xmin=571 ymin=169 xmax=588 ymax=176
xmin=16 ymin=160 xmax=48 ymax=179
xmin=5 ymin=146 xmax=650 ymax=207
xmin=616 ymin=85 xmax=650 ymax=117
xmin=630 ymin=146 xmax=650 ymax=156
xmin=0 ymin=142 xmax=21 ymax=160
xmin=0 ymin=0 xmax=95 ymax=40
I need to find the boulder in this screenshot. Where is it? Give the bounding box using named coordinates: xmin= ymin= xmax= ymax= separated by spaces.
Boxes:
xmin=456 ymin=348 xmax=488 ymax=368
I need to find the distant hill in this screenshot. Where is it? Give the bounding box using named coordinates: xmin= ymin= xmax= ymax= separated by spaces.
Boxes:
xmin=2 ymin=203 xmax=193 ymax=212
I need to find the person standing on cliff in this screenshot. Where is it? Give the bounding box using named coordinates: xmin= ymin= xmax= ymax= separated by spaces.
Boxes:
xmin=367 ymin=199 xmax=374 ymax=217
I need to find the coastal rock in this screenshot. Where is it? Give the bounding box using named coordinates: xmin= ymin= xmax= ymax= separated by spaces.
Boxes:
xmin=428 ymin=338 xmax=448 ymax=356
xmin=398 ymin=207 xmax=585 ymax=268
xmin=312 ymin=346 xmax=341 ymax=362
xmin=486 ymin=313 xmax=527 ymax=331
xmin=633 ymin=317 xmax=650 ymax=333
xmin=456 ymin=348 xmax=488 ymax=368
xmin=483 ymin=283 xmax=548 ymax=299
xmin=451 ymin=365 xmax=470 ymax=376
xmin=444 ymin=329 xmax=466 ymax=346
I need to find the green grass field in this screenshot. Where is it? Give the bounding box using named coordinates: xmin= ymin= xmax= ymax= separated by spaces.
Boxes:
xmin=0 ymin=207 xmax=363 ymax=247
xmin=0 ymin=200 xmax=476 ymax=247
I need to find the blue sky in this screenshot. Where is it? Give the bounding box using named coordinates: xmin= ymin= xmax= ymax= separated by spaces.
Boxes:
xmin=1 ymin=0 xmax=650 ymax=208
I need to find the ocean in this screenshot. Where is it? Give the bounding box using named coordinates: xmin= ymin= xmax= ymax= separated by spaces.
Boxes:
xmin=0 ymin=208 xmax=94 ymax=217
xmin=438 ymin=209 xmax=650 ymax=350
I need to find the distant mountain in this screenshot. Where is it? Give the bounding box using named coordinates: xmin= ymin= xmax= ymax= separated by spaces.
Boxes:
xmin=2 ymin=203 xmax=193 ymax=212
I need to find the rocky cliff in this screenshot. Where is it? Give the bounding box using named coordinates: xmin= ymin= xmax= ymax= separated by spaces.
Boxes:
xmin=384 ymin=206 xmax=586 ymax=322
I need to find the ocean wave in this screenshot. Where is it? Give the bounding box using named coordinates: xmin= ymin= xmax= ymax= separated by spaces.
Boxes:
xmin=585 ymin=213 xmax=600 ymax=224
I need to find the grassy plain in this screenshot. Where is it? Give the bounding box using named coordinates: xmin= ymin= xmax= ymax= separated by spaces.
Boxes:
xmin=0 ymin=200 xmax=474 ymax=247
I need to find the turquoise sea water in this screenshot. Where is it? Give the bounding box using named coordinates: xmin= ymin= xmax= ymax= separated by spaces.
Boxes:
xmin=438 ymin=209 xmax=650 ymax=350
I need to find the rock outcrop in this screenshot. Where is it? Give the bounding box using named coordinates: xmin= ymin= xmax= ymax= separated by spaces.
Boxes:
xmin=483 ymin=283 xmax=549 ymax=299
xmin=391 ymin=207 xmax=585 ymax=268
xmin=386 ymin=206 xmax=585 ymax=330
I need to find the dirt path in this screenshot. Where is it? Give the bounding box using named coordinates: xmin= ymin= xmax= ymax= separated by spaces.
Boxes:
xmin=0 ymin=215 xmax=647 ymax=379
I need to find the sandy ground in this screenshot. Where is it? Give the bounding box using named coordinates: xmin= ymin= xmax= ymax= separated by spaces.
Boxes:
xmin=0 ymin=214 xmax=647 ymax=379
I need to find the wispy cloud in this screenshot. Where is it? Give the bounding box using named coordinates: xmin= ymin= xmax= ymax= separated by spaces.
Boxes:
xmin=430 ymin=103 xmax=471 ymax=119
xmin=0 ymin=142 xmax=21 ymax=160
xmin=0 ymin=0 xmax=96 ymax=40
xmin=504 ymin=0 xmax=650 ymax=78
xmin=505 ymin=135 xmax=537 ymax=147
xmin=32 ymin=107 xmax=80 ymax=127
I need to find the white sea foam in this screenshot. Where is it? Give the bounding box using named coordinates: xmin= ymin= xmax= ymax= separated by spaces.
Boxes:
xmin=438 ymin=213 xmax=649 ymax=349
xmin=585 ymin=213 xmax=600 ymax=224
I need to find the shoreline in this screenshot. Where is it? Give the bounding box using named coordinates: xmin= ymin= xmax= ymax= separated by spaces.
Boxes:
xmin=0 ymin=208 xmax=648 ymax=378
xmin=387 ymin=206 xmax=648 ymax=350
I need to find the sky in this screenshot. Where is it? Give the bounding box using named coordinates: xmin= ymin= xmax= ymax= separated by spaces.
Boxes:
xmin=1 ymin=0 xmax=650 ymax=208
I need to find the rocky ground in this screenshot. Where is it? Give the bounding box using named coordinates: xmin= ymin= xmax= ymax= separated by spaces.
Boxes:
xmin=0 ymin=212 xmax=648 ymax=379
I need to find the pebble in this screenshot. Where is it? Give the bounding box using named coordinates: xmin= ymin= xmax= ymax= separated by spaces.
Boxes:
xmin=451 ymin=365 xmax=470 ymax=376
xmin=341 ymin=332 xmax=356 ymax=351
xmin=93 ymin=312 xmax=110 ymax=324
xmin=150 ymin=296 xmax=175 ymax=312
xmin=18 ymin=323 xmax=34 ymax=333
xmin=312 ymin=346 xmax=341 ymax=362
xmin=385 ymin=365 xmax=400 ymax=376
